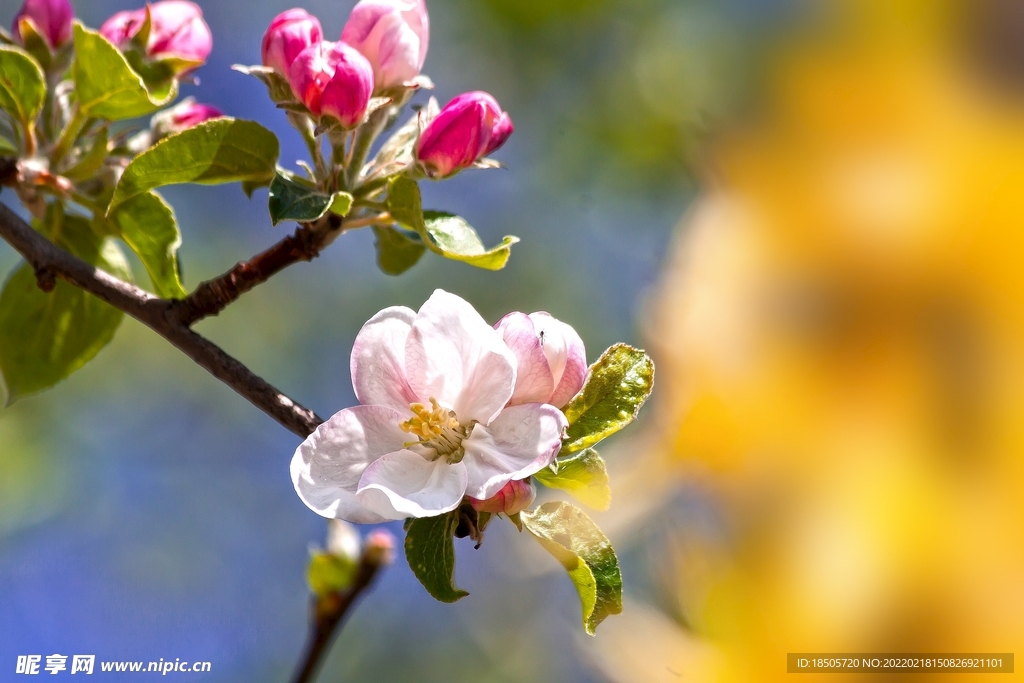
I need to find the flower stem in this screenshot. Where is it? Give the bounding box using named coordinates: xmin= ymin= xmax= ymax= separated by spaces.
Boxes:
xmin=50 ymin=109 xmax=88 ymax=167
xmin=290 ymin=544 xmax=389 ymax=683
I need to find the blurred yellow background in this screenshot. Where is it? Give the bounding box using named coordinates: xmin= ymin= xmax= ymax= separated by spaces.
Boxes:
xmin=593 ymin=0 xmax=1024 ymax=680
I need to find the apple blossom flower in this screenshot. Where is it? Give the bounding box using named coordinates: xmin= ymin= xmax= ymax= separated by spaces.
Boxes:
xmin=150 ymin=98 xmax=223 ymax=139
xmin=100 ymin=0 xmax=212 ymax=65
xmin=291 ymin=290 xmax=568 ymax=523
xmin=12 ymin=0 xmax=74 ymax=49
xmin=288 ymin=40 xmax=374 ymax=124
xmin=415 ymin=91 xmax=513 ymax=179
xmin=261 ymin=8 xmax=323 ymax=76
xmin=495 ymin=311 xmax=587 ymax=408
xmin=468 ymin=478 xmax=536 ymax=515
xmin=341 ymin=0 xmax=429 ymax=93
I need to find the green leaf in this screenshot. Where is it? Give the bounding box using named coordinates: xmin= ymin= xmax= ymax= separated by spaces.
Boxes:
xmin=0 ymin=135 xmax=17 ymax=155
xmin=267 ymin=170 xmax=351 ymax=225
xmin=373 ymin=225 xmax=426 ymax=275
xmin=386 ymin=177 xmax=518 ymax=271
xmin=108 ymin=118 xmax=280 ymax=214
xmin=422 ymin=212 xmax=518 ymax=271
xmin=12 ymin=17 xmax=50 ymax=71
xmin=561 ymin=344 xmax=655 ymax=454
xmin=534 ymin=449 xmax=611 ymax=511
xmin=521 ymin=501 xmax=622 ymax=635
xmin=307 ymin=552 xmax=357 ymax=598
xmin=108 ymin=191 xmax=186 ymax=299
xmin=404 ymin=511 xmax=469 ymax=603
xmin=0 ymin=207 xmax=130 ymax=403
xmin=72 ymin=23 xmax=176 ymax=121
xmin=0 ymin=45 xmax=45 ymax=126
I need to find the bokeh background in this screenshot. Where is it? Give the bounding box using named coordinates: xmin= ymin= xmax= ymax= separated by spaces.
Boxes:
xmin=2 ymin=0 xmax=1023 ymax=681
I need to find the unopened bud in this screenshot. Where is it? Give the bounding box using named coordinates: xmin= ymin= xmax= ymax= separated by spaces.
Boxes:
xmin=261 ymin=8 xmax=323 ymax=76
xmin=12 ymin=0 xmax=73 ymax=50
xmin=415 ymin=91 xmax=513 ymax=179
xmin=469 ymin=478 xmax=536 ymax=516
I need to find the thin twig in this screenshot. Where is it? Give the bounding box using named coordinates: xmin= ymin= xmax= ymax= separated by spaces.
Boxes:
xmin=290 ymin=544 xmax=389 ymax=683
xmin=171 ymin=214 xmax=346 ymax=326
xmin=0 ymin=200 xmax=324 ymax=439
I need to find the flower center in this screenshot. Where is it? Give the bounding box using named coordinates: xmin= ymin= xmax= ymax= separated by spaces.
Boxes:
xmin=400 ymin=398 xmax=471 ymax=464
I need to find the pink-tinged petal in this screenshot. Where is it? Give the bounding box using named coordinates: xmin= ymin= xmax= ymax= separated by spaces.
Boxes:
xmin=530 ymin=312 xmax=588 ymax=408
xmin=468 ymin=478 xmax=536 ymax=515
xmin=261 ymin=8 xmax=323 ymax=75
xmin=99 ymin=9 xmax=146 ymax=46
xmin=350 ymin=305 xmax=418 ymax=413
xmin=147 ymin=0 xmax=212 ymax=63
xmin=405 ymin=290 xmax=516 ymax=424
xmin=13 ymin=0 xmax=74 ymax=49
xmin=341 ymin=0 xmax=428 ymax=92
xmin=291 ymin=405 xmax=410 ymax=523
xmin=495 ymin=312 xmax=554 ymax=405
xmin=357 ymin=450 xmax=467 ymax=518
xmin=461 ymin=403 xmax=567 ymax=499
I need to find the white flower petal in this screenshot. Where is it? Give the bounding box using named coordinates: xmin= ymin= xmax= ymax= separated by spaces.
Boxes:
xmin=356 ymin=450 xmax=468 ymax=518
xmin=350 ymin=305 xmax=418 ymax=413
xmin=406 ymin=289 xmax=516 ymax=424
xmin=462 ymin=403 xmax=568 ymax=499
xmin=291 ymin=405 xmax=409 ymax=523
xmin=495 ymin=312 xmax=555 ymax=405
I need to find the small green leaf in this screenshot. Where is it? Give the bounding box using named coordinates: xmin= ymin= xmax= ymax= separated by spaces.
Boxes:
xmin=562 ymin=344 xmax=655 ymax=454
xmin=0 ymin=135 xmax=17 ymax=155
xmin=0 ymin=45 xmax=45 ymax=126
xmin=13 ymin=17 xmax=51 ymax=71
xmin=72 ymin=23 xmax=176 ymax=121
xmin=267 ymin=170 xmax=351 ymax=225
xmin=534 ymin=449 xmax=611 ymax=511
xmin=422 ymin=212 xmax=518 ymax=271
xmin=386 ymin=177 xmax=518 ymax=271
xmin=328 ymin=192 xmax=353 ymax=217
xmin=108 ymin=118 xmax=280 ymax=214
xmin=405 ymin=511 xmax=469 ymax=603
xmin=307 ymin=552 xmax=357 ymax=598
xmin=521 ymin=501 xmax=622 ymax=635
xmin=373 ymin=225 xmax=426 ymax=275
xmin=0 ymin=207 xmax=130 ymax=403
xmin=108 ymin=191 xmax=186 ymax=299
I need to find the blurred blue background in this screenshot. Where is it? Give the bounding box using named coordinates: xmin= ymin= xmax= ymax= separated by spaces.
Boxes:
xmin=0 ymin=0 xmax=775 ymax=680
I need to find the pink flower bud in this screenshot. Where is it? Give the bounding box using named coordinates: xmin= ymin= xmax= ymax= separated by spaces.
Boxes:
xmin=415 ymin=91 xmax=513 ymax=179
xmin=100 ymin=1 xmax=212 ymax=65
xmin=12 ymin=0 xmax=74 ymax=49
xmin=364 ymin=528 xmax=396 ymax=565
xmin=151 ymin=98 xmax=223 ymax=139
xmin=496 ymin=311 xmax=587 ymax=408
xmin=469 ymin=478 xmax=536 ymax=516
xmin=288 ymin=41 xmax=374 ymax=124
xmin=341 ymin=0 xmax=429 ymax=93
xmin=261 ymin=8 xmax=323 ymax=76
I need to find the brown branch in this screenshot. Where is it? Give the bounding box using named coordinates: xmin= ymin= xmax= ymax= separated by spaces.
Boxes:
xmin=291 ymin=541 xmax=391 ymax=683
xmin=172 ymin=215 xmax=344 ymax=326
xmin=0 ymin=200 xmax=324 ymax=439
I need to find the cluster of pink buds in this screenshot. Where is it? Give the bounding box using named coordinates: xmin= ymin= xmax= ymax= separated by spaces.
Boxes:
xmin=12 ymin=0 xmax=74 ymax=50
xmin=259 ymin=1 xmax=513 ymax=172
xmin=100 ymin=0 xmax=213 ymax=67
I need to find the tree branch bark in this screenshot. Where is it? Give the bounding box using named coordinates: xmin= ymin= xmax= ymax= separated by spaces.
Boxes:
xmin=172 ymin=215 xmax=345 ymax=326
xmin=0 ymin=199 xmax=324 ymax=439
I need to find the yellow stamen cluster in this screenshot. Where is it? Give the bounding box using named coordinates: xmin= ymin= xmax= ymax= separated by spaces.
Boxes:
xmin=400 ymin=398 xmax=467 ymax=461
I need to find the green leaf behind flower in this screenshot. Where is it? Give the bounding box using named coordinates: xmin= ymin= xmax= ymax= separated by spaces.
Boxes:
xmin=108 ymin=118 xmax=279 ymax=213
xmin=405 ymin=511 xmax=468 ymax=603
xmin=72 ymin=23 xmax=176 ymax=121
xmin=387 ymin=177 xmax=518 ymax=271
xmin=521 ymin=501 xmax=622 ymax=635
xmin=0 ymin=45 xmax=45 ymax=127
xmin=562 ymin=344 xmax=655 ymax=454
xmin=533 ymin=448 xmax=611 ymax=511
xmin=0 ymin=206 xmax=130 ymax=403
